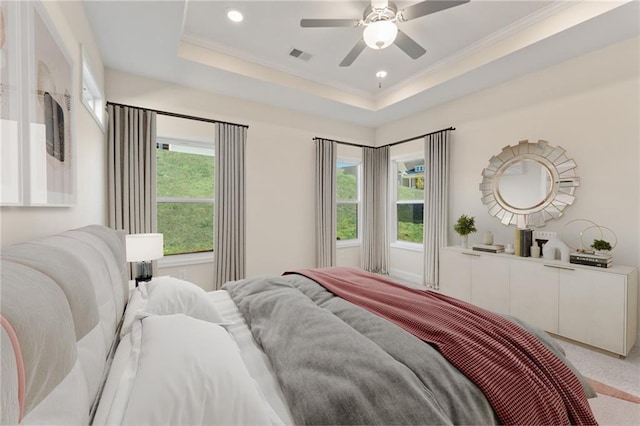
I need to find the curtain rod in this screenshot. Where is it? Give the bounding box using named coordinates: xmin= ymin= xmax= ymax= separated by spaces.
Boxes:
xmin=106 ymin=101 xmax=249 ymax=129
xmin=313 ymin=137 xmax=370 ymax=149
xmin=382 ymin=126 xmax=456 ymax=148
xmin=314 ymin=126 xmax=455 ymax=150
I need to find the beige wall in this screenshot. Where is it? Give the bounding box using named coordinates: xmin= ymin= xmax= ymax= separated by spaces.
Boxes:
xmin=0 ymin=1 xmax=107 ymax=247
xmin=377 ymin=36 xmax=640 ymax=325
xmin=106 ymin=70 xmax=374 ymax=289
xmin=377 ymin=36 xmax=639 ymax=268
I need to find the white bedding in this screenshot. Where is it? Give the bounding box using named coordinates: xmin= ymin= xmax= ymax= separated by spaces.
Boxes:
xmin=94 ymin=285 xmax=293 ymax=425
xmin=92 ymin=326 xmax=136 ymax=425
xmin=206 ymin=290 xmax=295 ymax=425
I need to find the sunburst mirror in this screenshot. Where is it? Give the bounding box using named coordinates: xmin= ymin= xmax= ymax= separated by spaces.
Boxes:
xmin=479 ymin=140 xmax=579 ymax=228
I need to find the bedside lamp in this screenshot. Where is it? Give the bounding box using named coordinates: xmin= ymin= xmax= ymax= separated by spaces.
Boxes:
xmin=126 ymin=233 xmax=164 ymax=285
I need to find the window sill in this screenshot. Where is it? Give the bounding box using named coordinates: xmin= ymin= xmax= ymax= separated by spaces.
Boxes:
xmin=158 ymin=252 xmax=214 ymax=268
xmin=337 ymin=240 xmax=361 ymax=249
xmin=390 ymin=242 xmax=424 ymax=253
xmin=82 ymin=98 xmax=105 ymax=132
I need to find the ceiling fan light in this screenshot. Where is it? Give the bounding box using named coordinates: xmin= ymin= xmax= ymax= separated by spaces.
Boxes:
xmin=363 ymin=20 xmax=397 ymax=50
xmin=227 ymin=9 xmax=244 ymax=23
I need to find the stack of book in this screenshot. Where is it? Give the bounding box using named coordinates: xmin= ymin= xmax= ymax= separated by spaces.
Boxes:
xmin=569 ymin=252 xmax=612 ymax=268
xmin=472 ymin=244 xmax=505 ymax=253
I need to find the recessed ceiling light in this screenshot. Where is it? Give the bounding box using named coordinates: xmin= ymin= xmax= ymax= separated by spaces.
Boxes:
xmin=376 ymin=70 xmax=387 ymax=79
xmin=227 ymin=9 xmax=243 ymax=23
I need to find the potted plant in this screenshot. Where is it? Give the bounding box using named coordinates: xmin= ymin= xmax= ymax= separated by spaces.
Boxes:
xmin=591 ymin=239 xmax=612 ymax=256
xmin=454 ymin=214 xmax=477 ymax=248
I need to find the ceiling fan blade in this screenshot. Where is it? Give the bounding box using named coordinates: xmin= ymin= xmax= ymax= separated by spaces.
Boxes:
xmin=394 ymin=30 xmax=426 ymax=59
xmin=400 ymin=0 xmax=469 ymax=22
xmin=300 ymin=19 xmax=360 ymax=28
xmin=339 ymin=39 xmax=367 ymax=67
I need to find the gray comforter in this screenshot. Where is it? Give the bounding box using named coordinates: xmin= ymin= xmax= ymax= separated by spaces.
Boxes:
xmin=224 ymin=274 xmax=591 ymax=425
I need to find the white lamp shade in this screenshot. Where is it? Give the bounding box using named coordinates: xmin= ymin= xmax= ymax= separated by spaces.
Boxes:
xmin=126 ymin=233 xmax=164 ymax=262
xmin=363 ymin=20 xmax=398 ymax=50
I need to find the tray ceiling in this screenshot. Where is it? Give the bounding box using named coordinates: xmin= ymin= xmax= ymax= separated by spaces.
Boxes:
xmin=83 ymin=0 xmax=639 ymax=126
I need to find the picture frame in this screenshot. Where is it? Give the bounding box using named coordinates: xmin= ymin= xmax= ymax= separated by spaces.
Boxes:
xmin=0 ymin=1 xmax=23 ymax=205
xmin=27 ymin=1 xmax=76 ymax=206
xmin=0 ymin=1 xmax=76 ymax=206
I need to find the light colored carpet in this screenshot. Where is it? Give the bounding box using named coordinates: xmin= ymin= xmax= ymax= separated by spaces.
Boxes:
xmin=557 ymin=337 xmax=639 ymax=425
xmin=589 ymin=394 xmax=640 ymax=425
xmin=557 ymin=337 xmax=640 ymax=397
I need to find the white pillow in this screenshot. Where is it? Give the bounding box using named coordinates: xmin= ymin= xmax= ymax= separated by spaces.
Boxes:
xmin=100 ymin=315 xmax=283 ymax=426
xmin=120 ymin=277 xmax=230 ymax=336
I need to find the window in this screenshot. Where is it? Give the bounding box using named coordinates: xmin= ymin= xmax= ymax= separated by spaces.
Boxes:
xmin=81 ymin=48 xmax=105 ymax=130
xmin=336 ymin=160 xmax=361 ymax=244
xmin=393 ymin=157 xmax=424 ymax=245
xmin=157 ymin=138 xmax=215 ymax=256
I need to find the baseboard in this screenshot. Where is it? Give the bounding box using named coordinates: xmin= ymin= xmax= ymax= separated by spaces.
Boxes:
xmin=388 ymin=268 xmax=422 ymax=286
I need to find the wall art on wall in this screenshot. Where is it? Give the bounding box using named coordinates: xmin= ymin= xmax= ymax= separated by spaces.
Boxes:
xmin=28 ymin=1 xmax=76 ymax=205
xmin=0 ymin=1 xmax=76 ymax=206
xmin=0 ymin=1 xmax=22 ymax=205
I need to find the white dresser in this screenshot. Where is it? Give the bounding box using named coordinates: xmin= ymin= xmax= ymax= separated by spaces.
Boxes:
xmin=439 ymin=246 xmax=638 ymax=356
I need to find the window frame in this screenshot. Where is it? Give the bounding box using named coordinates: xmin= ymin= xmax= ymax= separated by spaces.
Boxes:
xmin=80 ymin=46 xmax=105 ymax=131
xmin=156 ymin=136 xmax=215 ymax=266
xmin=336 ymin=157 xmax=362 ymax=248
xmin=390 ymin=153 xmax=425 ymax=251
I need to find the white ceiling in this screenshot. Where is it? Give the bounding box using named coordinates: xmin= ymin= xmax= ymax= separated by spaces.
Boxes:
xmin=82 ymin=0 xmax=640 ymax=127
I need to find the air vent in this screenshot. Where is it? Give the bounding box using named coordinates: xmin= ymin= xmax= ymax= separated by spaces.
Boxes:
xmin=288 ymin=48 xmax=312 ymax=61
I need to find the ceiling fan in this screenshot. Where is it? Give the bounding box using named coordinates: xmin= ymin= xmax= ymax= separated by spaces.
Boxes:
xmin=300 ymin=0 xmax=469 ymax=67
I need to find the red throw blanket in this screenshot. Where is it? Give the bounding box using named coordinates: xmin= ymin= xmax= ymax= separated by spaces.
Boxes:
xmin=284 ymin=267 xmax=597 ymax=425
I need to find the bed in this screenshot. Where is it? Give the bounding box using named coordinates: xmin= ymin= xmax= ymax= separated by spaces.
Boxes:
xmin=0 ymin=225 xmax=598 ymax=425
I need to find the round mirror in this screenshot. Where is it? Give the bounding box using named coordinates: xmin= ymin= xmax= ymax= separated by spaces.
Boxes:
xmin=479 ymin=140 xmax=579 ymax=228
xmin=497 ymin=159 xmax=552 ymax=210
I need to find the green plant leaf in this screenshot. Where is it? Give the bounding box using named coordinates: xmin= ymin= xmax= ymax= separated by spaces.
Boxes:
xmin=454 ymin=214 xmax=477 ymax=236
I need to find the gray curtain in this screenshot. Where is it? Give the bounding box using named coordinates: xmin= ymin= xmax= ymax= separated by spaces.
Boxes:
xmin=214 ymin=122 xmax=247 ymax=289
xmin=423 ymin=130 xmax=451 ymax=289
xmin=362 ymin=145 xmax=389 ymax=273
xmin=107 ymin=104 xmax=157 ymax=277
xmin=315 ymin=138 xmax=337 ymax=267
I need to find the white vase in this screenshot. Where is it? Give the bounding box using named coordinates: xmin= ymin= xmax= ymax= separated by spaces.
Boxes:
xmin=543 ymin=237 xmax=570 ymax=262
xmin=461 ymin=234 xmax=469 ymax=248
xmin=482 ymin=231 xmax=494 ymax=245
xmin=530 ymin=245 xmax=541 ymax=258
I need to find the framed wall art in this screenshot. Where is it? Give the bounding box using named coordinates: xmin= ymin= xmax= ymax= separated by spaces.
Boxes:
xmin=27 ymin=1 xmax=76 ymax=206
xmin=0 ymin=1 xmax=22 ymax=205
xmin=0 ymin=1 xmax=76 ymax=206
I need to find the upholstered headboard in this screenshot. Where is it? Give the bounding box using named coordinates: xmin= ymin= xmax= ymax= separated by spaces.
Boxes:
xmin=1 ymin=225 xmax=128 ymax=424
